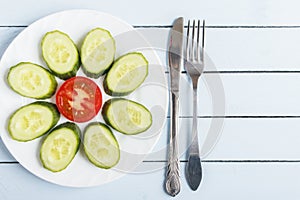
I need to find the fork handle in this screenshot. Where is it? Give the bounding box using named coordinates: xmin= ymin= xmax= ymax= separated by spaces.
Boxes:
xmin=186 ymin=86 xmax=202 ymax=190
xmin=190 ymin=86 xmax=200 ymax=155
xmin=165 ymin=92 xmax=180 ymax=197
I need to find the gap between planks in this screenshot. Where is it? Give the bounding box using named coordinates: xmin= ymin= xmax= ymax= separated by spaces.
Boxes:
xmin=3 ymin=25 xmax=300 ymax=28
xmin=143 ymin=160 xmax=300 ymax=163
xmin=165 ymin=71 xmax=300 ymax=74
xmin=2 ymin=160 xmax=300 ymax=165
xmin=153 ymin=115 xmax=300 ymax=118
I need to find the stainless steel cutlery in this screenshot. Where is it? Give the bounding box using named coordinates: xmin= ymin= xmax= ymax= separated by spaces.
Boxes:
xmin=165 ymin=18 xmax=205 ymax=196
xmin=165 ymin=17 xmax=184 ymax=197
xmin=185 ymin=19 xmax=205 ymax=191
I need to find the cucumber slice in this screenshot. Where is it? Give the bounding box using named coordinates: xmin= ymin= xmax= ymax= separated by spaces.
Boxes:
xmin=102 ymin=98 xmax=152 ymax=135
xmin=40 ymin=122 xmax=81 ymax=172
xmin=41 ymin=30 xmax=80 ymax=80
xmin=7 ymin=62 xmax=57 ymax=99
xmin=8 ymin=101 xmax=60 ymax=142
xmin=81 ymin=28 xmax=115 ymax=78
xmin=103 ymin=52 xmax=148 ymax=96
xmin=83 ymin=122 xmax=120 ymax=169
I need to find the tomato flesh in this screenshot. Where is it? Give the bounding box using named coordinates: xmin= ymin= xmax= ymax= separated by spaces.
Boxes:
xmin=56 ymin=76 xmax=102 ymax=123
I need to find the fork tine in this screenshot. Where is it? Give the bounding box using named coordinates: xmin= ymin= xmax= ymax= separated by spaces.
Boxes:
xmin=200 ymin=20 xmax=205 ymax=62
xmin=186 ymin=19 xmax=205 ymax=62
xmin=186 ymin=20 xmax=190 ymax=60
xmin=202 ymin=20 xmax=205 ymax=49
xmin=191 ymin=20 xmax=195 ymax=61
xmin=196 ymin=20 xmax=200 ymax=62
xmin=197 ymin=20 xmax=200 ymax=49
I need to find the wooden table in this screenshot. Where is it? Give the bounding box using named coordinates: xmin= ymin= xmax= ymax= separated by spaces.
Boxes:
xmin=1 ymin=0 xmax=300 ymax=199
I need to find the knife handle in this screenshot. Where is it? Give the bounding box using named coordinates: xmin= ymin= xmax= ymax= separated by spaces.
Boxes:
xmin=165 ymin=92 xmax=180 ymax=197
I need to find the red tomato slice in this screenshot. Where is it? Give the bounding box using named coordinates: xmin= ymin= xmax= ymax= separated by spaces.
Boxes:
xmin=56 ymin=76 xmax=102 ymax=123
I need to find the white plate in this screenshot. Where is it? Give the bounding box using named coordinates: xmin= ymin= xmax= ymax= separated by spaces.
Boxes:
xmin=0 ymin=10 xmax=168 ymax=187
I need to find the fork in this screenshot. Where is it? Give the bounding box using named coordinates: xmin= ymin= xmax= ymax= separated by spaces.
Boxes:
xmin=185 ymin=19 xmax=205 ymax=191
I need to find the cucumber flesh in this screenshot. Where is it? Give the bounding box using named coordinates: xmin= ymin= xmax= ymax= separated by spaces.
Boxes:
xmin=8 ymin=102 xmax=60 ymax=142
xmin=84 ymin=122 xmax=120 ymax=169
xmin=41 ymin=30 xmax=80 ymax=80
xmin=81 ymin=28 xmax=115 ymax=78
xmin=40 ymin=122 xmax=80 ymax=172
xmin=102 ymin=98 xmax=152 ymax=135
xmin=7 ymin=62 xmax=57 ymax=99
xmin=103 ymin=52 xmax=148 ymax=96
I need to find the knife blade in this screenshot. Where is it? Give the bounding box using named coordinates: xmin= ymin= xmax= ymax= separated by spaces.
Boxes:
xmin=165 ymin=17 xmax=183 ymax=197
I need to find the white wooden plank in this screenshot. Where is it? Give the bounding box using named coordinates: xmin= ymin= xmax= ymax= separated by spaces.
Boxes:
xmin=0 ymin=0 xmax=300 ymax=26
xmin=138 ymin=28 xmax=300 ymax=71
xmin=218 ymin=73 xmax=300 ymax=116
xmin=147 ymin=118 xmax=300 ymax=161
xmin=2 ymin=118 xmax=300 ymax=162
xmin=3 ymin=27 xmax=300 ymax=71
xmin=0 ymin=138 xmax=14 ymax=161
xmin=0 ymin=162 xmax=299 ymax=200
xmin=0 ymin=27 xmax=23 ymax=60
xmin=179 ymin=73 xmax=300 ymax=116
xmin=206 ymin=118 xmax=300 ymax=160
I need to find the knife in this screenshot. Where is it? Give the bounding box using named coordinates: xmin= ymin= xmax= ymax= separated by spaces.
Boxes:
xmin=165 ymin=17 xmax=183 ymax=197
